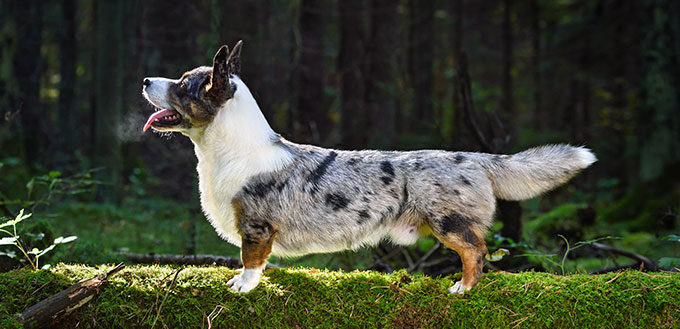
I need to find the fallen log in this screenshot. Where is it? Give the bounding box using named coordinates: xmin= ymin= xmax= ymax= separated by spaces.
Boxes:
xmin=123 ymin=253 xmax=279 ymax=269
xmin=16 ymin=263 xmax=125 ymax=329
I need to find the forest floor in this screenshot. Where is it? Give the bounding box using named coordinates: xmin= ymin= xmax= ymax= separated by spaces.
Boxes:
xmin=1 ymin=264 xmax=679 ymax=328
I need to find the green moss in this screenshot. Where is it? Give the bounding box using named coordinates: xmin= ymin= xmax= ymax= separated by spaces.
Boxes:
xmin=1 ymin=264 xmax=678 ymax=328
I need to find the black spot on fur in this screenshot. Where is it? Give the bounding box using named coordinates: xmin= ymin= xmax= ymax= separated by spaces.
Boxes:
xmin=242 ymin=221 xmax=275 ymax=243
xmin=454 ymin=154 xmax=466 ymax=164
xmin=244 ymin=180 xmax=276 ymax=198
xmin=441 ymin=213 xmax=465 ymax=235
xmin=380 ymin=176 xmax=394 ymax=185
xmin=460 ymin=175 xmax=471 ymax=185
xmin=242 ymin=236 xmax=259 ymax=245
xmin=277 ymin=177 xmax=290 ymax=192
xmin=307 ymin=151 xmax=337 ymax=193
xmin=441 ymin=213 xmax=477 ymax=245
xmin=357 ymin=210 xmax=370 ymax=224
xmin=433 ymin=182 xmax=442 ymax=187
xmin=396 ymin=183 xmax=409 ymax=218
xmin=453 ymin=189 xmax=460 ymax=195
xmin=347 ymin=158 xmax=359 ymax=165
xmin=362 ymin=196 xmax=369 ymax=203
xmin=325 ymin=192 xmax=350 ymax=211
xmin=379 ymin=161 xmax=395 ymax=185
xmin=380 ymin=161 xmax=395 ymax=176
xmin=414 ymin=162 xmax=423 ymax=170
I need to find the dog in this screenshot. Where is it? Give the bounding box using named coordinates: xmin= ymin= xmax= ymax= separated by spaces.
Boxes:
xmin=142 ymin=41 xmax=596 ymax=294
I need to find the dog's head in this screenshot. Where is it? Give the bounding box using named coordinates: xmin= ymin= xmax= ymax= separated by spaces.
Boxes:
xmin=142 ymin=41 xmax=243 ymax=134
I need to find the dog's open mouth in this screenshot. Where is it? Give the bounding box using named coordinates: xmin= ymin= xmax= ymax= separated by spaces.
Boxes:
xmin=143 ymin=108 xmax=182 ymax=132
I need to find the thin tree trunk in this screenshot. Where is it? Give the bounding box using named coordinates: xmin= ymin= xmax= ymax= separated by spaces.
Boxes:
xmin=15 ymin=1 xmax=44 ymax=170
xmin=531 ymin=0 xmax=542 ymax=130
xmin=296 ymin=0 xmax=330 ymax=145
xmin=338 ymin=0 xmax=366 ymax=149
xmin=365 ymin=0 xmax=398 ymax=149
xmin=93 ymin=1 xmax=124 ymax=201
xmin=499 ymin=0 xmax=521 ymax=242
xmin=408 ymin=0 xmax=434 ymax=133
xmin=451 ymin=0 xmax=463 ymax=145
xmin=57 ymin=0 xmax=77 ymax=165
xmin=501 ymin=0 xmax=514 ymax=133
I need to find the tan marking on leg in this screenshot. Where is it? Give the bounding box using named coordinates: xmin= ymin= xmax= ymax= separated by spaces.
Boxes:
xmin=241 ymin=231 xmax=278 ymax=269
xmin=434 ymin=229 xmax=488 ymax=292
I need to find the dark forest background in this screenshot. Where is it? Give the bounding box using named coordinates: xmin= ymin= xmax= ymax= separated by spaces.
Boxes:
xmin=0 ymin=0 xmax=678 ymax=274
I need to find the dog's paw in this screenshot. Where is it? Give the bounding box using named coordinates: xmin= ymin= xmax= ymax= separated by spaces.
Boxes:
xmin=227 ymin=269 xmax=262 ymax=293
xmin=448 ymin=281 xmax=471 ymax=295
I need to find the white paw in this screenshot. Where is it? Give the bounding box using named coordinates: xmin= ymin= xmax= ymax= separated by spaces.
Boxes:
xmin=227 ymin=269 xmax=262 ymax=293
xmin=448 ymin=281 xmax=470 ymax=295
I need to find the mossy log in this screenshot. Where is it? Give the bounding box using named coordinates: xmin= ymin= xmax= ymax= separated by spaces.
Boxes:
xmin=15 ymin=263 xmax=124 ymax=329
xmin=1 ymin=264 xmax=678 ymax=328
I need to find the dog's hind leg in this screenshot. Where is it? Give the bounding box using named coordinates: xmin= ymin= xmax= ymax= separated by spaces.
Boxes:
xmin=429 ymin=214 xmax=488 ymax=294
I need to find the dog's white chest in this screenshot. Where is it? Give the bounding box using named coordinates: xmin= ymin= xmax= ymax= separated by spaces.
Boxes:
xmin=196 ymin=159 xmax=247 ymax=247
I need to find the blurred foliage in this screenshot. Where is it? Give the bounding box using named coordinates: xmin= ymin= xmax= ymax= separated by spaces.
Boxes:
xmin=0 ymin=0 xmax=678 ymax=276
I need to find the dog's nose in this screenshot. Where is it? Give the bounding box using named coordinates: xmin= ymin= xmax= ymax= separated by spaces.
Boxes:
xmin=143 ymin=78 xmax=151 ymax=87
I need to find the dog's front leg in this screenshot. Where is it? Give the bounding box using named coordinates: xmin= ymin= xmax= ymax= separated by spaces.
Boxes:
xmin=227 ymin=222 xmax=277 ymax=293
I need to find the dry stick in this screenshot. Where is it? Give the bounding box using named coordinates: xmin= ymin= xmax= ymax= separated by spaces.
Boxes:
xmin=407 ymin=241 xmax=441 ymax=273
xmin=206 ymin=305 xmax=226 ymax=329
xmin=151 ymin=267 xmax=184 ymax=329
xmin=589 ymin=242 xmax=659 ymax=271
xmin=17 ymin=263 xmax=125 ymax=329
xmin=590 ymin=263 xmax=641 ymax=274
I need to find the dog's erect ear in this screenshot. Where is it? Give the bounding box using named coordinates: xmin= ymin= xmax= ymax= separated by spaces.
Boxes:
xmin=226 ymin=40 xmax=243 ymax=76
xmin=210 ymin=45 xmax=230 ymax=90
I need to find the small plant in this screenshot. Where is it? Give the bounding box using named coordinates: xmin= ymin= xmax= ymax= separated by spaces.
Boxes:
xmin=0 ymin=209 xmax=76 ymax=270
xmin=659 ymin=235 xmax=680 ymax=268
xmin=521 ymin=235 xmax=619 ymax=275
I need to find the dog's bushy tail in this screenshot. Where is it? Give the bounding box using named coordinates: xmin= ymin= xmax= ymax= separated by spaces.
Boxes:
xmin=475 ymin=145 xmax=596 ymax=201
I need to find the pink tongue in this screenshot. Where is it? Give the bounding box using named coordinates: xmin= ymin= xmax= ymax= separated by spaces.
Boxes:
xmin=143 ymin=109 xmax=176 ymax=132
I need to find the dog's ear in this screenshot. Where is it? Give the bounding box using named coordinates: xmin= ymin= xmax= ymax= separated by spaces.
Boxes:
xmin=226 ymin=40 xmax=243 ymax=76
xmin=210 ymin=45 xmax=230 ymax=90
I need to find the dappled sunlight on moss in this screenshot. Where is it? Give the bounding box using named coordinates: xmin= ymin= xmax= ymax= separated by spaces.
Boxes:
xmin=1 ymin=264 xmax=678 ymax=328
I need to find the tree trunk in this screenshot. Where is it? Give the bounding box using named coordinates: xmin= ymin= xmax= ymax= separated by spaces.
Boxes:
xmin=498 ymin=0 xmax=522 ymax=243
xmin=530 ymin=0 xmax=542 ymax=130
xmin=408 ymin=0 xmax=434 ymax=133
xmin=450 ymin=0 xmax=463 ymax=145
xmin=14 ymin=1 xmax=44 ymax=170
xmin=57 ymin=0 xmax=77 ymax=166
xmin=501 ymin=0 xmax=514 ymax=133
xmin=93 ymin=1 xmax=124 ymax=201
xmin=295 ymin=0 xmax=331 ymax=145
xmin=365 ymin=0 xmax=398 ymax=149
xmin=338 ymin=0 xmax=366 ymax=149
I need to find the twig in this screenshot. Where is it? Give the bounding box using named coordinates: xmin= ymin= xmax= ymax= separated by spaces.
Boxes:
xmin=590 ymin=262 xmax=640 ymax=274
xmin=151 ymin=267 xmax=184 ymax=329
xmin=372 ymin=254 xmax=393 ymax=274
xmin=400 ymin=248 xmax=414 ymax=268
xmin=407 ymin=241 xmax=441 ymax=273
xmin=206 ymin=305 xmax=226 ymax=329
xmin=590 ymin=243 xmax=658 ymax=271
